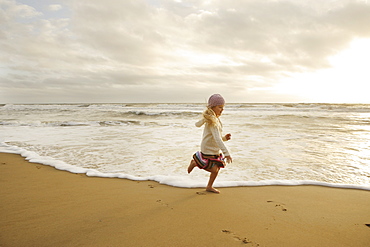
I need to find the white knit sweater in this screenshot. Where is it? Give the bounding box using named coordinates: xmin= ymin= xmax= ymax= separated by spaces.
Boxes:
xmin=195 ymin=118 xmax=230 ymax=156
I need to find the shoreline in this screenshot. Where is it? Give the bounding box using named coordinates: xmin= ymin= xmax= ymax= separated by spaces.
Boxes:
xmin=2 ymin=148 xmax=369 ymax=191
xmin=1 ymin=152 xmax=369 ymax=246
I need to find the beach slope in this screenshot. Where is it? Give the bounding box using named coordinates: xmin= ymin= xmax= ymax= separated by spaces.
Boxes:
xmin=0 ymin=153 xmax=369 ymax=247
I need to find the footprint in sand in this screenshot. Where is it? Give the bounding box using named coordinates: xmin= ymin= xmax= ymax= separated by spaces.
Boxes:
xmin=196 ymin=191 xmax=207 ymax=195
xmin=156 ymin=200 xmax=173 ymax=209
xmin=267 ymin=200 xmax=287 ymax=211
xmin=156 ymin=199 xmax=167 ymax=206
xmin=221 ymin=229 xmax=259 ymax=246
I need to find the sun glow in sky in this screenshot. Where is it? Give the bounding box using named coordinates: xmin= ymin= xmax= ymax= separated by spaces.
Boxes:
xmin=1 ymin=0 xmax=370 ymax=103
xmin=273 ymin=38 xmax=370 ymax=103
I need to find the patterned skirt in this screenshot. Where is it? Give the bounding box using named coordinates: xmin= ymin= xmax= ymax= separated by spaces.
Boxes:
xmin=192 ymin=151 xmax=225 ymax=170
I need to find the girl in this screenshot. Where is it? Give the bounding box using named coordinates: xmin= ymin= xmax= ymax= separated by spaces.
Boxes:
xmin=188 ymin=94 xmax=232 ymax=193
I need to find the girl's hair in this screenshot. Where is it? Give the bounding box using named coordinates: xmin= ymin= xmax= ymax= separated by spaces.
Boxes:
xmin=202 ymin=107 xmax=219 ymax=126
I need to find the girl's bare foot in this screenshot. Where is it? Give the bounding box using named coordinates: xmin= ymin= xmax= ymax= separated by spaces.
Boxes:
xmin=206 ymin=187 xmax=220 ymax=193
xmin=187 ymin=160 xmax=196 ymax=174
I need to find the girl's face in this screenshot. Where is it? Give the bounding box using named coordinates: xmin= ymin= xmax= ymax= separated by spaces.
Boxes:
xmin=212 ymin=105 xmax=224 ymax=117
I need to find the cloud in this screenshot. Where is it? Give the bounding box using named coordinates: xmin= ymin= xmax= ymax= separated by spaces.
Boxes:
xmin=191 ymin=1 xmax=368 ymax=68
xmin=48 ymin=4 xmax=62 ymax=12
xmin=0 ymin=0 xmax=42 ymax=19
xmin=1 ymin=0 xmax=370 ymax=103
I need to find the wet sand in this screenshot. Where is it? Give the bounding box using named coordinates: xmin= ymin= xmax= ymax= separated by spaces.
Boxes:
xmin=1 ymin=153 xmax=369 ymax=247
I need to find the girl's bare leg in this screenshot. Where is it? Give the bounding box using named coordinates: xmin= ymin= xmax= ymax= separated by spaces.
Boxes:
xmin=206 ymin=166 xmax=220 ymax=193
xmin=187 ymin=160 xmax=197 ymax=174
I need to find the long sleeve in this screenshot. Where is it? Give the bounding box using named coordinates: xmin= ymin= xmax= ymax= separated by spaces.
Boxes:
xmin=198 ymin=118 xmax=230 ymax=157
xmin=209 ymin=125 xmax=230 ymax=156
xmin=195 ymin=118 xmax=205 ymax=127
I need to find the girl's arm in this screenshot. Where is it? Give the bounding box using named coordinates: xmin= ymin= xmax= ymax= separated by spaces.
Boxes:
xmin=222 ymin=133 xmax=231 ymax=141
xmin=195 ymin=118 xmax=205 ymax=127
xmin=210 ymin=125 xmax=230 ymax=157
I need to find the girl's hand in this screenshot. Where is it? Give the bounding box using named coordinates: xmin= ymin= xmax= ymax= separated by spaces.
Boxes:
xmin=225 ymin=133 xmax=231 ymax=141
xmin=225 ymin=156 xmax=232 ymax=164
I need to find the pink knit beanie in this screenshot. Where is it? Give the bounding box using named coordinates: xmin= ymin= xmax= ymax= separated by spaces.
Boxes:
xmin=208 ymin=94 xmax=225 ymax=108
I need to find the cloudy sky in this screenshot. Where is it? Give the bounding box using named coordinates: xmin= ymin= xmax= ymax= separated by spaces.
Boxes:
xmin=1 ymin=0 xmax=370 ymax=103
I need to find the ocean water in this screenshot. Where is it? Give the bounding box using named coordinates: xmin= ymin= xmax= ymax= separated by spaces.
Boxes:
xmin=1 ymin=103 xmax=369 ymax=190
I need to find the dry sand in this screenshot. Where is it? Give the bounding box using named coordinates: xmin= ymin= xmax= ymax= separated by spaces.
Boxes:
xmin=0 ymin=153 xmax=369 ymax=247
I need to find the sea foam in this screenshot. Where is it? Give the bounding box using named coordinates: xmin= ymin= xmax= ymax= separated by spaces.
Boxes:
xmin=1 ymin=141 xmax=369 ymax=191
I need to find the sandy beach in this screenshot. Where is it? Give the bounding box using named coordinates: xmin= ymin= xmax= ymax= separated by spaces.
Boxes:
xmin=0 ymin=153 xmax=369 ymax=247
